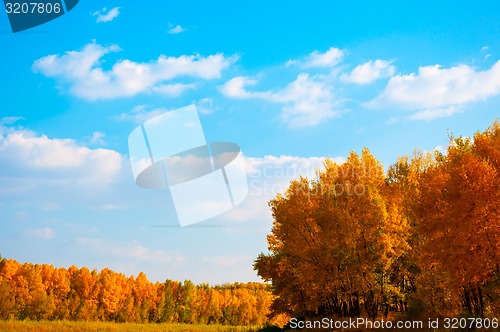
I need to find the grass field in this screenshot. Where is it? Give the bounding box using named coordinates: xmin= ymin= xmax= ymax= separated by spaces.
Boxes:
xmin=0 ymin=320 xmax=272 ymax=332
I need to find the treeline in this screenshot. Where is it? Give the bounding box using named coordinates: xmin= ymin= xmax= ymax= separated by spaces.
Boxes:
xmin=254 ymin=120 xmax=500 ymax=320
xmin=0 ymin=258 xmax=273 ymax=325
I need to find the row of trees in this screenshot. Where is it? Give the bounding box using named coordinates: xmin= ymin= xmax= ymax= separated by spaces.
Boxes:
xmin=0 ymin=258 xmax=274 ymax=325
xmin=254 ymin=120 xmax=500 ymax=320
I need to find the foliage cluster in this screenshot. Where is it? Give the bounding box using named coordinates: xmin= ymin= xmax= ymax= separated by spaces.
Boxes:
xmin=254 ymin=120 xmax=500 ymax=321
xmin=0 ymin=259 xmax=273 ymax=326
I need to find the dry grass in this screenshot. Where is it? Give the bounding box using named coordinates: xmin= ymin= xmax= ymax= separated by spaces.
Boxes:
xmin=0 ymin=320 xmax=262 ymax=332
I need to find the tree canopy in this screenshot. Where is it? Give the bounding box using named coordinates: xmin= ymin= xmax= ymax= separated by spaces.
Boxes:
xmin=255 ymin=119 xmax=500 ymax=320
xmin=0 ymin=258 xmax=274 ymax=325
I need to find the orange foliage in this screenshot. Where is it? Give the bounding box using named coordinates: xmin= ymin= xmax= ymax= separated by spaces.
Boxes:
xmin=256 ymin=119 xmax=500 ymax=320
xmin=0 ymin=258 xmax=273 ymax=325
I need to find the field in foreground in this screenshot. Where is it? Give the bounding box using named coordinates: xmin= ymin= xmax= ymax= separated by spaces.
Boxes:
xmin=0 ymin=320 xmax=267 ymax=332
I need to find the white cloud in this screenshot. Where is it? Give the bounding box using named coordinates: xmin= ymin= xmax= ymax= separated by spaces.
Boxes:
xmin=112 ymin=105 xmax=170 ymax=124
xmin=167 ymin=24 xmax=187 ymax=34
xmin=221 ymin=74 xmax=341 ymax=127
xmin=341 ymin=59 xmax=395 ymax=84
xmin=89 ymin=131 xmax=106 ymax=146
xmin=0 ymin=126 xmax=122 ymax=184
xmin=24 ymin=227 xmax=55 ymax=240
xmin=152 ymin=83 xmax=197 ymax=97
xmin=409 ymin=106 xmax=463 ymax=121
xmin=32 ymin=41 xmax=237 ymax=100
xmin=219 ymin=46 xmax=353 ymax=127
xmin=0 ymin=116 xmax=24 ymax=126
xmin=277 ymin=74 xmax=342 ymax=127
xmin=220 ymin=76 xmax=272 ymax=99
xmin=93 ymin=7 xmax=120 ymax=23
xmin=481 ymin=47 xmax=491 ymax=61
xmin=369 ymin=60 xmax=500 ymax=120
xmin=288 ymin=47 xmax=344 ymax=68
xmin=306 ymin=47 xmax=344 ymax=68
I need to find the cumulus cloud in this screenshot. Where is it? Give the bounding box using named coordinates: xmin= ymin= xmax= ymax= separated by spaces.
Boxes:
xmin=219 ymin=77 xmax=253 ymax=98
xmin=221 ymin=74 xmax=342 ymax=127
xmin=92 ymin=7 xmax=120 ymax=23
xmin=0 ymin=125 xmax=122 ymax=185
xmin=277 ymin=74 xmax=342 ymax=127
xmin=287 ymin=47 xmax=345 ymax=68
xmin=167 ymin=23 xmax=187 ymax=34
xmin=32 ymin=41 xmax=237 ymax=100
xmin=220 ymin=46 xmax=352 ymax=127
xmin=341 ymin=59 xmax=395 ymax=84
xmin=220 ymin=76 xmax=272 ymax=99
xmin=369 ymin=60 xmax=500 ymax=120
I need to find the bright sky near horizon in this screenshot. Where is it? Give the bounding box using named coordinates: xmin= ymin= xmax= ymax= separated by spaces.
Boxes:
xmin=1 ymin=1 xmax=500 ymax=284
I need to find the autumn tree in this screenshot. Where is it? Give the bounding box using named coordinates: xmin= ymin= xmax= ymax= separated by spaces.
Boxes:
xmin=67 ymin=266 xmax=99 ymax=320
xmin=255 ymin=148 xmax=410 ymax=319
xmin=413 ymin=121 xmax=500 ymax=316
xmin=0 ymin=257 xmax=16 ymax=319
xmin=0 ymin=258 xmax=274 ymax=325
xmin=157 ymin=279 xmax=180 ymax=323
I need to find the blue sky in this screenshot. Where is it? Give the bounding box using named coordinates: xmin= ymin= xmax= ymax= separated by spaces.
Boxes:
xmin=1 ymin=1 xmax=500 ymax=284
